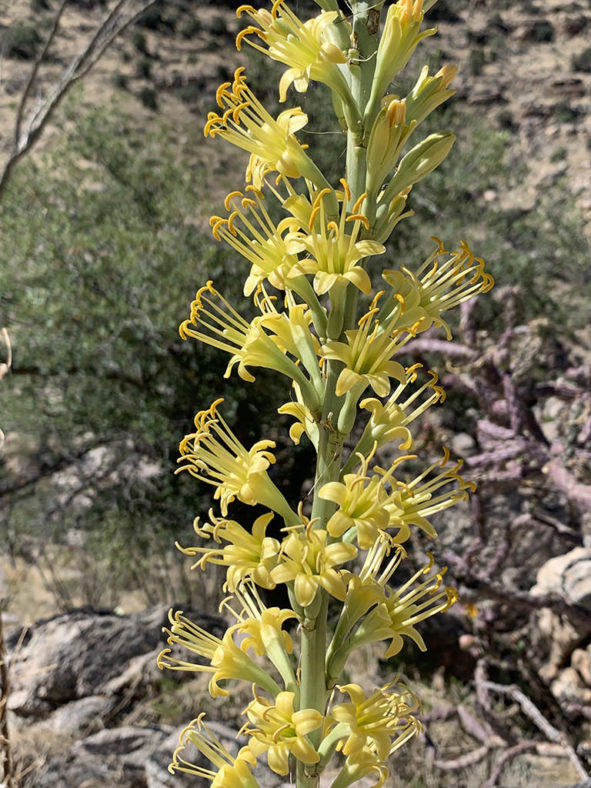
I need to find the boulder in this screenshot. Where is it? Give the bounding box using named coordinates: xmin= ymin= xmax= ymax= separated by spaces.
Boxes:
xmin=532 ymin=547 xmax=591 ymax=609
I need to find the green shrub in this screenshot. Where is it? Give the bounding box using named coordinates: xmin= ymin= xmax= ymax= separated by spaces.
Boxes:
xmin=138 ymin=85 xmax=158 ymax=110
xmin=2 ymin=24 xmax=42 ymax=60
xmin=572 ymin=47 xmax=591 ymax=73
xmin=136 ymin=56 xmax=153 ymax=80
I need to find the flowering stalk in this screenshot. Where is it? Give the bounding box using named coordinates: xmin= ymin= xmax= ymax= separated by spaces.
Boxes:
xmin=159 ymin=1 xmax=493 ymax=786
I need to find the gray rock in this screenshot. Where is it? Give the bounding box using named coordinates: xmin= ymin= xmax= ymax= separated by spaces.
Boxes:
xmin=532 ymin=547 xmax=591 ymax=610
xmin=47 ymin=694 xmax=115 ymax=736
xmin=8 ymin=606 xmax=170 ymax=718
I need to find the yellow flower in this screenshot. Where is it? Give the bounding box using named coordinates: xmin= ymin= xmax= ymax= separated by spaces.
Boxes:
xmin=240 ymin=688 xmax=323 ymax=775
xmin=205 ymin=67 xmax=316 ymax=188
xmin=178 ymin=510 xmax=280 ymax=591
xmin=169 ymin=713 xmax=259 ymax=786
xmin=343 ymin=364 xmax=443 ymax=468
xmin=381 ymin=448 xmax=476 ymax=538
xmin=222 ymin=583 xmax=299 ymax=692
xmin=285 ymin=181 xmax=385 ymax=296
xmin=270 ymin=522 xmax=357 ymax=608
xmin=406 ymin=63 xmax=457 ymax=125
xmin=277 ymin=398 xmax=319 ymax=448
xmin=330 ymin=681 xmax=421 ymax=760
xmin=366 ymin=98 xmax=417 ymax=200
xmin=177 ymin=398 xmax=297 ymax=521
xmin=370 ymin=0 xmax=436 ymax=110
xmin=210 ymin=186 xmax=300 ymax=296
xmin=320 ymin=292 xmax=409 ymax=399
xmin=319 ymin=449 xmax=392 ymax=550
xmin=157 ymin=609 xmax=281 ymax=698
xmin=179 ymin=281 xmax=312 ymax=389
xmin=237 ymin=1 xmax=348 ymax=103
xmin=353 ymin=554 xmax=458 ymax=658
xmin=382 ymin=237 xmax=494 ymax=338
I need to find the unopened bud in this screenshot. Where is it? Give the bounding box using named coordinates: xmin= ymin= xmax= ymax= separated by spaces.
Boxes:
xmin=385 ymin=131 xmax=455 ymax=196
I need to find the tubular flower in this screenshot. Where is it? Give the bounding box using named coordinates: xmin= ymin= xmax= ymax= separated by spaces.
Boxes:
xmin=405 ymin=63 xmax=458 ymax=125
xmin=320 ymin=292 xmax=410 ymax=399
xmin=330 ymin=681 xmax=421 ymax=761
xmin=381 ymin=448 xmax=476 ymax=538
xmin=319 ymin=448 xmax=392 ymax=550
xmin=344 ymin=364 xmax=444 ymax=468
xmin=382 ymin=237 xmax=494 ymax=339
xmin=350 ymin=554 xmax=458 ymax=658
xmin=168 ymin=713 xmax=260 ymax=786
xmin=285 ymin=182 xmax=385 ymax=295
xmin=177 ymin=399 xmax=296 ymax=520
xmin=366 ymin=98 xmax=417 ymax=199
xmin=177 ymin=510 xmax=280 ymax=591
xmin=278 ymin=398 xmax=319 ymax=448
xmin=179 ymin=281 xmax=311 ymax=388
xmin=370 ymin=0 xmax=436 ymax=110
xmin=209 ymin=187 xmax=300 ymax=295
xmin=157 ymin=609 xmax=281 ymax=698
xmin=236 ymin=1 xmax=349 ymax=103
xmin=270 ymin=522 xmax=357 ymax=608
xmin=240 ymin=689 xmax=323 ymax=775
xmin=222 ymin=583 xmax=298 ymax=691
xmin=205 ymin=67 xmax=315 ymax=188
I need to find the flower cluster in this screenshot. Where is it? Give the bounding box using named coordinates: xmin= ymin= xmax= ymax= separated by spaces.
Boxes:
xmin=160 ymin=1 xmax=492 ymax=786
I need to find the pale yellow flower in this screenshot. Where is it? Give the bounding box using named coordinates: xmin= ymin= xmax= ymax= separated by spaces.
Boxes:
xmin=319 ymin=448 xmax=392 ymax=549
xmin=178 ymin=510 xmax=280 ymax=591
xmin=406 ymin=63 xmax=457 ymax=125
xmin=177 ymin=398 xmax=296 ymax=521
xmin=209 ymin=186 xmax=300 ymax=295
xmin=270 ymin=522 xmax=357 ymax=608
xmin=240 ymin=688 xmax=323 ymax=775
xmin=370 ymin=0 xmax=436 ymax=109
xmin=353 ymin=363 xmax=444 ymax=459
xmin=222 ymin=583 xmax=298 ymax=692
xmin=205 ymin=67 xmax=315 ymax=188
xmin=330 ymin=681 xmax=421 ymax=760
xmin=278 ymin=396 xmax=319 ymax=448
xmin=320 ymin=292 xmax=409 ymax=399
xmin=352 ymin=554 xmax=458 ymax=658
xmin=157 ymin=609 xmax=281 ymax=698
xmin=236 ymin=1 xmax=349 ymax=103
xmin=382 ymin=238 xmax=494 ymax=338
xmin=381 ymin=448 xmax=476 ymax=538
xmin=179 ymin=282 xmax=314 ymax=392
xmin=169 ymin=713 xmax=259 ymax=786
xmin=285 ymin=181 xmax=385 ymax=296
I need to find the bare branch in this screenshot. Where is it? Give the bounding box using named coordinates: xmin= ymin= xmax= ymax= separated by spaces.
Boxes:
xmin=0 ymin=0 xmax=160 ymax=200
xmin=482 ymin=681 xmax=588 ymax=780
xmin=482 ymin=740 xmax=538 ymax=788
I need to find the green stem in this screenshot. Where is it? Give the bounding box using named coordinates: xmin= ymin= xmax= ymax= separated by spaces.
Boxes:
xmin=296 ymin=5 xmax=380 ymax=786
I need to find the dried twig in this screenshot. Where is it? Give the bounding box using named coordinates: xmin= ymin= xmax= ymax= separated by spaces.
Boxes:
xmin=482 ymin=740 xmax=539 ymax=788
xmin=0 ymin=0 xmax=160 ymax=200
xmin=0 ymin=613 xmax=12 ymax=788
xmin=482 ymin=680 xmax=588 ymax=780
